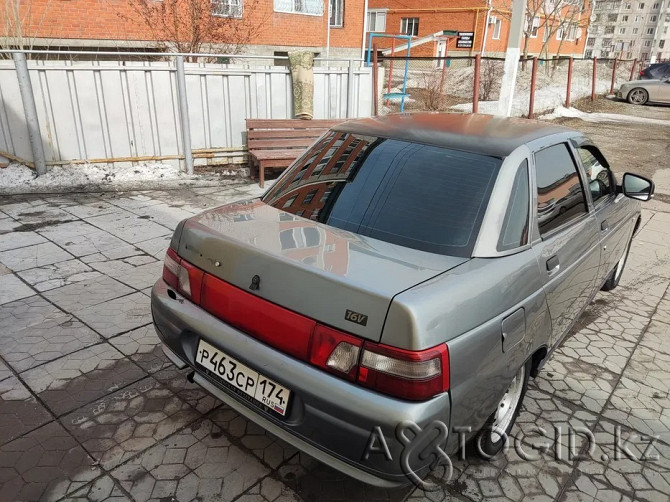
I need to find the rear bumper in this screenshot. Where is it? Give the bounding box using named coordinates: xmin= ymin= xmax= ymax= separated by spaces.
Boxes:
xmin=151 ymin=279 xmax=452 ymax=488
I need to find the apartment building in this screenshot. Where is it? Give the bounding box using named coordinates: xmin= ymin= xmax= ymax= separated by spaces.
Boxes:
xmin=585 ymin=0 xmax=670 ymax=61
xmin=0 ymin=0 xmax=365 ymax=59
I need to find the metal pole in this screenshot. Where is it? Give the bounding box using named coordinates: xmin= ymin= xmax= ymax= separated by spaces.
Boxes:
xmin=372 ymin=45 xmax=379 ymax=115
xmin=610 ymin=57 xmax=617 ymax=95
xmin=591 ymin=57 xmax=597 ymax=101
xmin=400 ymin=38 xmax=411 ymax=112
xmin=473 ymin=54 xmax=481 ymax=113
xmin=497 ymin=0 xmax=527 ymax=116
xmin=12 ymin=52 xmax=47 ymax=176
xmin=528 ymin=57 xmax=538 ymax=118
xmin=347 ymin=60 xmax=355 ymax=118
xmin=387 ymin=37 xmax=396 ymax=104
xmin=175 ymin=55 xmax=194 ymax=175
xmin=565 ymin=57 xmax=574 ymax=108
xmin=629 ymin=58 xmax=638 ymax=81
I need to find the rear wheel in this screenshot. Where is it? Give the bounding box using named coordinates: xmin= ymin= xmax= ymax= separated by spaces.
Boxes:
xmin=475 ymin=359 xmax=531 ymax=458
xmin=602 ymin=234 xmax=633 ymax=291
xmin=627 ymin=88 xmax=649 ymax=105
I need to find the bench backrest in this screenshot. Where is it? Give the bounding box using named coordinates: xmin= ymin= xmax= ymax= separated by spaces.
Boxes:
xmin=246 ymin=119 xmax=345 ymax=151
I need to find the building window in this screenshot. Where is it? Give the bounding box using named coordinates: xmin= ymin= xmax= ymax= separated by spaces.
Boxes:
xmin=303 ymin=189 xmax=318 ymax=205
xmin=585 ymin=49 xmax=593 ymax=58
xmin=530 ymin=16 xmax=540 ymax=38
xmin=274 ymin=0 xmax=323 ymax=16
xmin=556 ymin=26 xmax=564 ymax=40
xmin=608 ymin=13 xmax=618 ymax=21
xmin=638 ymin=2 xmax=644 ymax=8
xmin=624 ymin=2 xmax=632 ymax=8
xmin=634 ymin=15 xmax=642 ymax=22
xmin=652 ymin=1 xmax=660 ymax=7
xmin=602 ymin=38 xmax=612 ymax=47
xmin=660 ymin=40 xmax=665 ymax=48
xmin=644 ymin=40 xmax=652 ymax=46
xmin=211 ymin=0 xmax=243 ymax=18
xmin=605 ymin=26 xmax=615 ymax=34
xmin=367 ymin=10 xmax=386 ymax=32
xmin=650 ymin=15 xmax=657 ymax=22
xmin=491 ymin=15 xmax=502 ymax=39
xmin=646 ymin=27 xmax=655 ymax=35
xmin=565 ymin=23 xmax=578 ymax=41
xmin=330 ymin=0 xmax=343 ymax=27
xmin=587 ymin=37 xmax=595 ymax=46
xmin=619 ymin=27 xmax=626 ymax=34
xmin=633 ymin=27 xmax=639 ymax=33
xmin=622 ymin=15 xmax=629 ymax=21
xmin=401 ymin=17 xmax=419 ymax=36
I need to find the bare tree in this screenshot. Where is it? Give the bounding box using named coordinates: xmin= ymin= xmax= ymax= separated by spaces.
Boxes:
xmin=479 ymin=59 xmax=504 ymax=100
xmin=123 ymin=0 xmax=266 ymax=58
xmin=493 ymin=0 xmax=586 ymax=66
xmin=1 ymin=0 xmax=53 ymax=58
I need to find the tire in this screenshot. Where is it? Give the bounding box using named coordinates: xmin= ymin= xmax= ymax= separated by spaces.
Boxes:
xmin=602 ymin=234 xmax=633 ymax=291
xmin=627 ymin=88 xmax=649 ymax=105
xmin=474 ymin=359 xmax=532 ymax=459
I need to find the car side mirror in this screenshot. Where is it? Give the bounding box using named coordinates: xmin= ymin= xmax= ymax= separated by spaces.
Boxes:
xmin=622 ymin=173 xmax=655 ymax=201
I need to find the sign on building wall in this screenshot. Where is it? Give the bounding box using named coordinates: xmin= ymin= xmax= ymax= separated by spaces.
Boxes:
xmin=457 ymin=32 xmax=474 ymax=49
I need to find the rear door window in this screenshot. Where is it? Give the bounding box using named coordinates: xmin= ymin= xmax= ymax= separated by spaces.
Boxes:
xmin=263 ymin=133 xmax=501 ymax=257
xmin=534 ymin=143 xmax=588 ymax=236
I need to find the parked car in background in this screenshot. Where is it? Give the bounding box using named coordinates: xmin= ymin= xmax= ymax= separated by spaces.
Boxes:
xmin=639 ymin=62 xmax=670 ymax=80
xmin=619 ymin=77 xmax=670 ymax=105
xmin=151 ymin=114 xmax=654 ymax=487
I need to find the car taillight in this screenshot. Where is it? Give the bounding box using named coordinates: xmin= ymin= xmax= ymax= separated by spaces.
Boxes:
xmin=162 ymin=248 xmax=180 ymax=290
xmin=357 ymin=342 xmax=449 ymax=401
xmin=162 ymin=249 xmax=204 ymax=304
xmin=309 ymin=324 xmax=363 ymax=381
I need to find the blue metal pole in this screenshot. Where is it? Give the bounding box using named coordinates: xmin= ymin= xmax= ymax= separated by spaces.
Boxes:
xmin=400 ymin=38 xmax=411 ymax=112
xmin=366 ymin=32 xmax=374 ymax=67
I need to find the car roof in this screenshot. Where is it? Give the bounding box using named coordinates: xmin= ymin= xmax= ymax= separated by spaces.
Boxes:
xmin=333 ymin=113 xmax=574 ymax=158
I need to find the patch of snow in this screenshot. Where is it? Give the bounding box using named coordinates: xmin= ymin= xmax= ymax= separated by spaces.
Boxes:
xmin=0 ymin=161 xmax=245 ymax=194
xmin=541 ymin=105 xmax=670 ymax=126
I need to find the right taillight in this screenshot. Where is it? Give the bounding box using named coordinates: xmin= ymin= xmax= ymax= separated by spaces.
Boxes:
xmin=357 ymin=342 xmax=449 ymax=401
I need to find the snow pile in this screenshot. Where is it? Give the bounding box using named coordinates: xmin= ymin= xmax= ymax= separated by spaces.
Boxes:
xmin=541 ymin=105 xmax=670 ymax=126
xmin=0 ymin=161 xmax=200 ymax=193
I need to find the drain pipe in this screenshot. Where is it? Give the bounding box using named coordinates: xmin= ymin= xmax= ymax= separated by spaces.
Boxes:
xmin=361 ymin=0 xmax=369 ymax=62
xmin=481 ymin=0 xmax=492 ymax=56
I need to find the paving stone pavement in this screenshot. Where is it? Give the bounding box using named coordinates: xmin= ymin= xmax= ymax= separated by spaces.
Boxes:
xmin=0 ymin=183 xmax=669 ymax=502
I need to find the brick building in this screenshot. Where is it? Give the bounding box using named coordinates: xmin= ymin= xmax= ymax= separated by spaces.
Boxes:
xmin=366 ymin=0 xmax=591 ymax=58
xmin=0 ymin=0 xmax=365 ymax=59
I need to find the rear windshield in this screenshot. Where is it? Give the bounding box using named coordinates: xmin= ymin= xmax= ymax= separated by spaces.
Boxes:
xmin=262 ymin=131 xmax=501 ymax=257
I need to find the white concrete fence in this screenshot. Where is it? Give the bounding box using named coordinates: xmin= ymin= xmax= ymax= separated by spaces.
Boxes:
xmin=0 ymin=51 xmax=374 ymax=175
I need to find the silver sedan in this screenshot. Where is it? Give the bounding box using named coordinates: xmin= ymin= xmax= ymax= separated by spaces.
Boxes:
xmin=151 ymin=113 xmax=654 ymax=487
xmin=619 ymin=77 xmax=670 ymax=105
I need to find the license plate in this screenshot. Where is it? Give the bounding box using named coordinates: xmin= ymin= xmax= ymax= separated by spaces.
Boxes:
xmin=195 ymin=339 xmax=290 ymax=416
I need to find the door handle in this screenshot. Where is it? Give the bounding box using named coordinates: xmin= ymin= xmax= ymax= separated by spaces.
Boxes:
xmin=601 ymin=220 xmax=610 ymax=232
xmin=546 ymin=255 xmax=560 ymax=275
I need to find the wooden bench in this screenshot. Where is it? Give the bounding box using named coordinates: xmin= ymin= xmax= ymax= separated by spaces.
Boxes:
xmin=246 ymin=119 xmax=345 ymax=188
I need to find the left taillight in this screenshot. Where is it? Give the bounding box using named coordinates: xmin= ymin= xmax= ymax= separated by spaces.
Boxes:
xmin=162 ymin=248 xmax=204 ymax=304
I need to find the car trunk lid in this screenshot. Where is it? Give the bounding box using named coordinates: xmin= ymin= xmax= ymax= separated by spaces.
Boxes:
xmin=176 ymin=199 xmax=468 ymax=341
